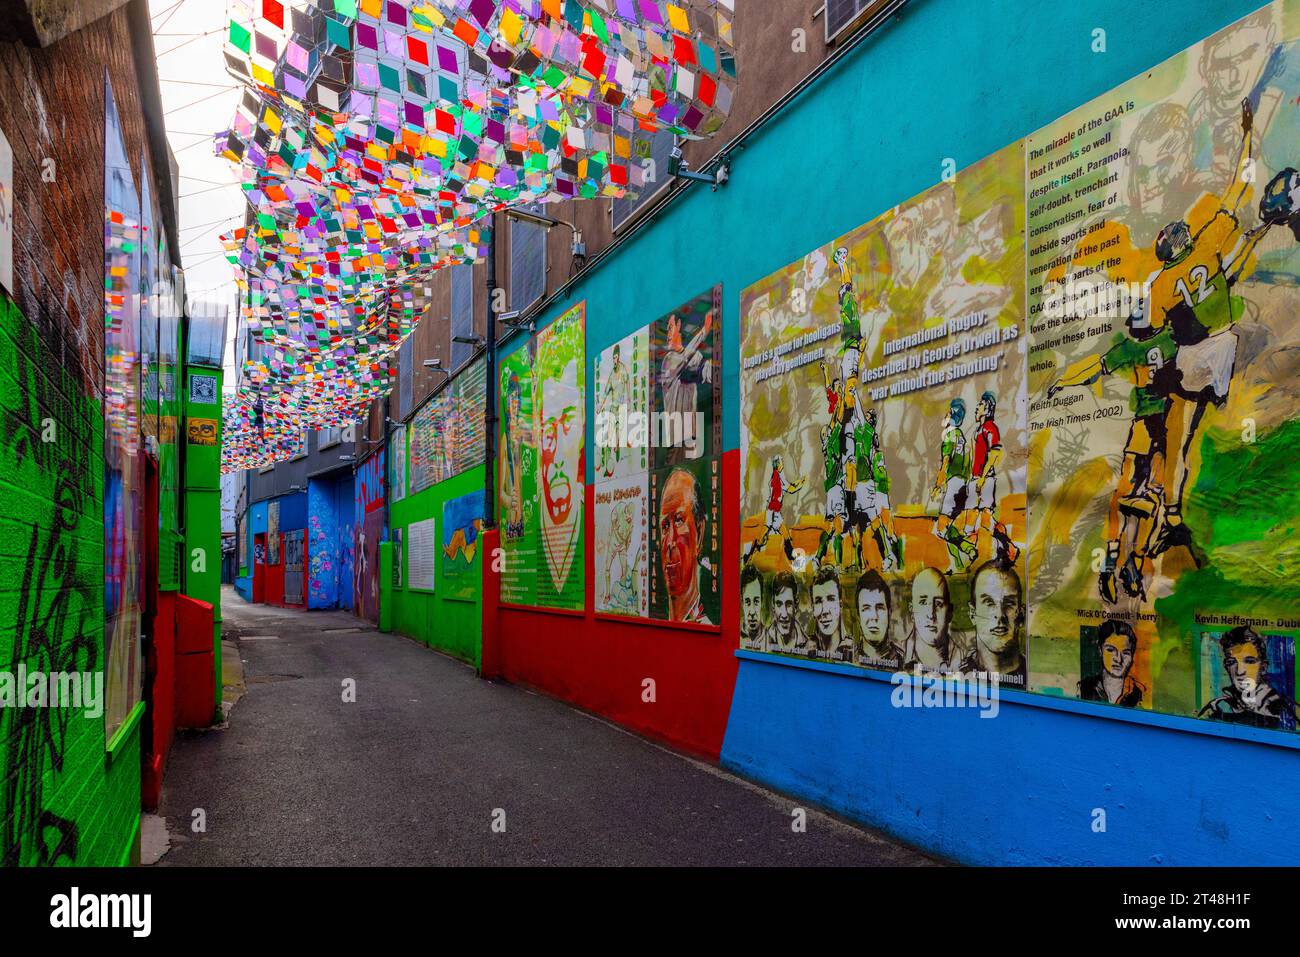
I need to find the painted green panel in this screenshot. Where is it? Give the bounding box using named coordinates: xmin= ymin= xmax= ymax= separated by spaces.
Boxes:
xmin=386 ymin=465 xmax=486 ymax=667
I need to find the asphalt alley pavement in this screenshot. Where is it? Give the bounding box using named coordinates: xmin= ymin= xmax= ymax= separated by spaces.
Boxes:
xmin=154 ymin=586 xmax=937 ymax=866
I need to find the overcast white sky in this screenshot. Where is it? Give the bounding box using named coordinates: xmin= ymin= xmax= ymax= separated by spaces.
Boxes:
xmin=148 ymin=0 xmax=244 ymax=382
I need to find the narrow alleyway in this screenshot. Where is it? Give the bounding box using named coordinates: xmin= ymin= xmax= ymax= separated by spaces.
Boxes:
xmin=153 ymin=588 xmax=934 ymax=866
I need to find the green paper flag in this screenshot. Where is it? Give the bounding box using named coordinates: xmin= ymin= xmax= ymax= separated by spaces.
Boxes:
xmin=229 ymin=20 xmax=251 ymax=54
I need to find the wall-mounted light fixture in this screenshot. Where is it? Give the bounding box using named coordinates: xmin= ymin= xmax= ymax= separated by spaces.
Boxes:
xmin=669 ymin=145 xmax=730 ymax=190
xmin=497 ymin=308 xmax=533 ymax=335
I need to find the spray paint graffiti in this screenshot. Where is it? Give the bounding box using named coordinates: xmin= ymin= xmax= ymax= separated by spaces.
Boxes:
xmin=308 ymin=477 xmax=341 ymax=608
xmin=354 ymin=450 xmax=386 ymax=622
xmin=0 ymin=296 xmax=98 ymax=865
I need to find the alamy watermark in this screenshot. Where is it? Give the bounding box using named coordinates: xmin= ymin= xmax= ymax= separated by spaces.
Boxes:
xmin=594 ymin=405 xmax=705 ymax=459
xmin=1039 ymin=276 xmax=1149 ymax=322
xmin=890 ymin=669 xmax=1001 ymax=718
xmin=0 ymin=667 xmax=103 ymax=719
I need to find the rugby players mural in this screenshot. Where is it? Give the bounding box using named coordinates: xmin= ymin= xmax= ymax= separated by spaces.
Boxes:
xmin=737 ymin=0 xmax=1300 ymax=729
xmin=740 ymin=141 xmax=1029 ymax=682
xmin=594 ymin=330 xmax=650 ymax=617
xmin=1028 ymin=0 xmax=1300 ymax=723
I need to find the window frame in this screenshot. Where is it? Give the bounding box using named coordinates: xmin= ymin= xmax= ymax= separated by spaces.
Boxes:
xmin=611 ymin=128 xmax=679 ymax=235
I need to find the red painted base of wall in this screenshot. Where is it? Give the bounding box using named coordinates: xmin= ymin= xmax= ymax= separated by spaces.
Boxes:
xmin=486 ymin=451 xmax=742 ymax=760
xmin=265 ymin=537 xmax=285 ymax=606
xmin=175 ymin=594 xmax=215 ymax=729
xmin=142 ymin=590 xmax=177 ymax=811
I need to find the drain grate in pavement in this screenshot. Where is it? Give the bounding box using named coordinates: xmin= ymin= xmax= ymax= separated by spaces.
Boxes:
xmin=240 ymin=635 xmax=280 ymax=641
xmin=321 ymin=627 xmax=365 ymax=633
xmin=246 ymin=674 xmax=303 ymax=684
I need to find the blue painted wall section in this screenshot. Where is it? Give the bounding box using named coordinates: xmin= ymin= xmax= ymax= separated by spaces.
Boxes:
xmin=275 ymin=490 xmax=307 ymax=532
xmin=722 ymin=654 xmax=1300 ymax=865
xmin=307 ymin=475 xmax=354 ymax=610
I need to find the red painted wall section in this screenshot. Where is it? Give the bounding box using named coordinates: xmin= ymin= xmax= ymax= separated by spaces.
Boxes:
xmin=252 ymin=534 xmax=266 ymax=603
xmin=490 ymin=451 xmax=742 ymax=760
xmin=142 ymin=591 xmax=176 ymax=811
xmin=175 ymin=595 xmax=215 ymax=728
xmin=265 ymin=533 xmax=285 ymax=606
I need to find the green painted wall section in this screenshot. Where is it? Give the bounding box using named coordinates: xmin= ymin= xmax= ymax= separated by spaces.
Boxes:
xmin=0 ymin=294 xmax=140 ymax=866
xmin=183 ymin=365 xmax=223 ymax=714
xmin=378 ymin=541 xmax=393 ymax=633
xmin=157 ymin=309 xmax=184 ymax=593
xmin=386 ymin=465 xmax=485 ymax=669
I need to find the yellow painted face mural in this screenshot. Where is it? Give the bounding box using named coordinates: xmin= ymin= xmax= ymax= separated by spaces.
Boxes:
xmin=496 ymin=303 xmax=586 ymax=611
xmin=187 ymin=418 xmax=219 ymax=446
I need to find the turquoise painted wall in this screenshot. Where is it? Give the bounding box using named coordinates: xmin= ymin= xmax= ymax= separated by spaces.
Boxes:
xmin=387 ymin=465 xmax=485 ymax=668
xmin=505 ymin=0 xmax=1272 ymax=466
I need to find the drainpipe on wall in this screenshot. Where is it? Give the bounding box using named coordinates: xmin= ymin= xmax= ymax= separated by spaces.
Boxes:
xmin=484 ymin=217 xmax=498 ymax=529
xmin=382 ymin=392 xmax=392 ymax=545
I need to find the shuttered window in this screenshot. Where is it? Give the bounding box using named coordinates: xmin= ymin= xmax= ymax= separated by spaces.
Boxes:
xmin=612 ymin=128 xmax=675 ymax=232
xmin=451 ymin=264 xmax=474 ymax=370
xmin=511 ymin=204 xmax=547 ymax=311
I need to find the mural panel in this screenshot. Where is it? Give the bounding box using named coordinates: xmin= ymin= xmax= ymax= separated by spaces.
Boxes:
xmin=1026 ymin=0 xmax=1300 ymax=726
xmin=496 ymin=303 xmax=586 ymax=609
xmin=442 ymin=490 xmax=484 ymax=601
xmin=354 ymin=449 xmax=385 ymax=622
xmin=594 ymin=288 xmax=723 ymax=625
xmin=736 ymin=1 xmax=1300 ymax=736
xmin=740 ymin=143 xmax=1028 ymax=680
xmin=409 ymin=357 xmax=486 ymax=493
xmin=103 ymin=78 xmax=144 ymax=741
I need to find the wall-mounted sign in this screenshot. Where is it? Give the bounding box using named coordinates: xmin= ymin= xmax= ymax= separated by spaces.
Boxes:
xmin=190 ymin=373 xmax=218 ymax=405
xmin=187 ymin=417 xmax=218 ymax=446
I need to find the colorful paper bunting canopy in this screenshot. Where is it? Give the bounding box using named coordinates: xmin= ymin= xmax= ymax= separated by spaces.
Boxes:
xmin=219 ymin=0 xmax=737 ymax=473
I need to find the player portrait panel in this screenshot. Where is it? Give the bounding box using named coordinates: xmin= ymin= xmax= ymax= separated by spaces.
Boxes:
xmin=594 ymin=476 xmax=650 ymax=618
xmin=898 ymin=561 xmax=1026 ymax=686
xmin=650 ymin=458 xmax=720 ymax=625
xmin=594 ymin=330 xmax=649 ymax=483
xmin=652 ymin=287 xmax=721 ymax=471
xmin=1197 ymin=627 xmax=1298 ymax=731
xmin=1078 ymin=620 xmax=1150 ymax=708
